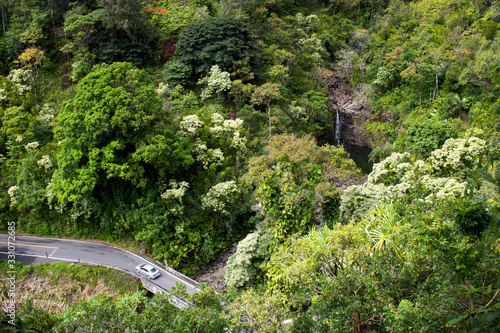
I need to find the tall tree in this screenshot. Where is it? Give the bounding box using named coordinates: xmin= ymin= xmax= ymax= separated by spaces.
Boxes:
xmin=251 ymin=82 xmax=281 ymax=135
xmin=176 ymin=16 xmax=255 ymax=76
xmin=99 ymin=0 xmax=152 ymax=44
xmin=52 ymin=62 xmax=186 ymax=206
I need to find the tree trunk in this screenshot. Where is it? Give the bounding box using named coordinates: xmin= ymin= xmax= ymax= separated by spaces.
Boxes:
xmin=419 ymin=82 xmax=422 ymax=107
xmin=434 ymin=56 xmax=439 ymax=98
xmin=268 ymin=103 xmax=272 ymax=135
xmin=312 ymin=111 xmax=316 ymax=138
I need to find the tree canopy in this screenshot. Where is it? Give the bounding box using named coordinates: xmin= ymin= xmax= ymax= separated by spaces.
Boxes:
xmin=52 ymin=62 xmax=191 ymax=210
xmin=175 ymin=16 xmax=255 ymax=76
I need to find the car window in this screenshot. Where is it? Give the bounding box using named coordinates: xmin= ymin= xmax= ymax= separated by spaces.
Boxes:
xmin=150 ymin=268 xmax=157 ymax=273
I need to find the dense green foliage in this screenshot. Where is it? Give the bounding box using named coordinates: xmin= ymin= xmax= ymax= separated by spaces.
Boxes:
xmin=175 ymin=16 xmax=255 ymax=76
xmin=1 ymin=0 xmax=500 ymax=331
xmin=405 ymin=118 xmax=458 ymax=157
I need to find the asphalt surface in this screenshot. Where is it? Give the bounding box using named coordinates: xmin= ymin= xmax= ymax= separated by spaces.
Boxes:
xmin=0 ymin=234 xmax=198 ymax=295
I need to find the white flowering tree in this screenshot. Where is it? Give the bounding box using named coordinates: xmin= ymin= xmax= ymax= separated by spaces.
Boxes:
xmin=161 ymin=180 xmax=189 ymax=216
xmin=198 ymin=65 xmax=232 ymax=102
xmin=209 ymin=113 xmax=247 ymax=153
xmin=225 ymin=230 xmax=272 ymax=288
xmin=201 ymin=180 xmax=240 ymax=215
xmin=339 ymin=137 xmax=487 ymax=223
xmin=178 ymin=114 xmax=204 ymax=137
xmin=7 ymin=68 xmax=33 ymax=96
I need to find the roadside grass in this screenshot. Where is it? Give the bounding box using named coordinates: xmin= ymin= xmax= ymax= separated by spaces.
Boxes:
xmin=0 ymin=261 xmax=143 ymax=313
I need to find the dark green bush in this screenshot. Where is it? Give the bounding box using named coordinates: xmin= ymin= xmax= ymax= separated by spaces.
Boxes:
xmin=405 ymin=119 xmax=457 ymax=157
xmin=453 ymin=198 xmax=492 ymax=238
xmin=162 ymin=60 xmax=192 ymax=87
xmin=176 ymin=16 xmax=255 ymax=76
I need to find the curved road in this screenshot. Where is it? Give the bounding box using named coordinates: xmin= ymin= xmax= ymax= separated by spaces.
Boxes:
xmin=0 ymin=234 xmax=198 ymax=296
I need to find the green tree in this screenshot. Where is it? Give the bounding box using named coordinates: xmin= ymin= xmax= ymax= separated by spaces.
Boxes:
xmin=99 ymin=0 xmax=153 ymax=44
xmin=302 ymin=90 xmax=328 ymax=137
xmin=405 ymin=119 xmax=457 ymax=158
xmin=251 ymin=82 xmax=282 ymax=135
xmin=52 ymin=62 xmax=190 ymax=209
xmin=162 ymin=60 xmax=191 ymax=87
xmin=244 ymin=134 xmax=361 ymax=245
xmin=176 ymin=16 xmax=255 ymax=76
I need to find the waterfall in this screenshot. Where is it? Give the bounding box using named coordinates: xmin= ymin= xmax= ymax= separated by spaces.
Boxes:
xmin=334 ymin=108 xmax=340 ymax=146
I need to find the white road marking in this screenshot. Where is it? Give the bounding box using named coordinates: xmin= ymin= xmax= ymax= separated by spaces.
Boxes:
xmin=0 ymin=252 xmax=79 ymax=262
xmin=0 ymin=234 xmax=199 ymax=291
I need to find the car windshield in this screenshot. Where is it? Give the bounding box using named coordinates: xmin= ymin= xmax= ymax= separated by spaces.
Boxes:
xmin=150 ymin=268 xmax=157 ymax=273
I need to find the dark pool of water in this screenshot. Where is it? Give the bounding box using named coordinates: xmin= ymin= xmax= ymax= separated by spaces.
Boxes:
xmin=343 ymin=143 xmax=373 ymax=175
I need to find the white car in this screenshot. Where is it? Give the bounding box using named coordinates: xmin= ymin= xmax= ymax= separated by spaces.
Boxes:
xmin=135 ymin=263 xmax=161 ymax=279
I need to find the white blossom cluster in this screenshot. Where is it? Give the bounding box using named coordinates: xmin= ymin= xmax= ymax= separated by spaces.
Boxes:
xmin=45 ymin=181 xmax=57 ymax=210
xmin=429 ymin=137 xmax=486 ymax=179
xmin=340 ymin=138 xmax=485 ymax=222
xmin=288 ymin=101 xmax=307 ymax=120
xmin=419 ymin=175 xmax=467 ymax=203
xmin=71 ymin=60 xmax=86 ymax=81
xmin=156 ymin=82 xmax=170 ymax=98
xmin=225 ymin=230 xmax=271 ymax=288
xmin=15 ymin=136 xmax=22 ymax=142
xmin=0 ymin=88 xmax=7 ymax=103
xmin=201 ymin=180 xmax=239 ymax=214
xmin=37 ymin=155 xmax=52 ymax=171
xmin=8 ymin=68 xmax=33 ymax=95
xmin=199 ymin=65 xmax=231 ymax=101
xmin=161 ymin=180 xmax=189 ymax=203
xmin=210 ymin=148 xmax=225 ymax=165
xmin=209 ymin=113 xmax=244 ymax=136
xmin=178 ymin=114 xmax=204 ymax=136
xmin=341 ymin=181 xmax=410 ymax=222
xmin=24 ymin=141 xmax=39 ymax=151
xmin=298 ymin=35 xmax=325 ymax=64
xmin=367 ymin=152 xmax=411 ymax=184
xmin=37 ymin=104 xmax=56 ymax=123
xmin=295 ymin=13 xmax=318 ymax=27
xmin=8 ymin=186 xmax=20 ymax=207
xmin=231 ymin=131 xmax=247 ymax=151
xmin=225 ymin=232 xmax=260 ymax=287
xmin=194 ymin=140 xmax=225 ymax=169
xmin=210 ymin=112 xmax=224 ymax=126
xmin=209 ymin=113 xmax=247 ymax=151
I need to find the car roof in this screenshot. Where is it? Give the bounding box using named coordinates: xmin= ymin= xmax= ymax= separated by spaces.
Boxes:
xmin=141 ymin=263 xmax=155 ymax=270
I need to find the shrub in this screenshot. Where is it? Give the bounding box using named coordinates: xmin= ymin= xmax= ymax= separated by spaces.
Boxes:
xmin=225 ymin=230 xmax=271 ymax=288
xmin=453 ymin=198 xmax=492 ymax=237
xmin=405 ymin=119 xmax=457 ymax=157
xmin=162 ymin=60 xmax=192 ymax=87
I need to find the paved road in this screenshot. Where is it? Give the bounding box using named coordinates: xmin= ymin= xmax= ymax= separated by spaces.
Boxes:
xmin=0 ymin=234 xmax=198 ymax=295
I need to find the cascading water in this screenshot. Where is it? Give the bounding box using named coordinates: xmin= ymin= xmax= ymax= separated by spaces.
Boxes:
xmin=334 ymin=107 xmax=340 ymax=146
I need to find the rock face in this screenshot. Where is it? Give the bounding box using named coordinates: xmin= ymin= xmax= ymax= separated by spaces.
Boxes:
xmin=195 ymin=246 xmax=236 ymax=293
xmin=324 ymin=72 xmax=373 ymax=174
xmin=325 ymin=72 xmax=371 ymax=149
